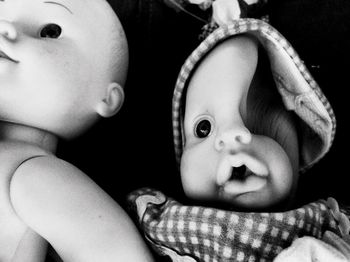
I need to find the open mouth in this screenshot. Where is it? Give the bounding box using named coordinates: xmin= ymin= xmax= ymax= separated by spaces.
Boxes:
xmin=216 ymin=155 xmax=268 ymax=197
xmin=230 ymin=165 xmax=250 ymax=181
xmin=219 ymin=166 xmax=268 ymax=197
xmin=217 ymin=154 xmax=268 ymax=185
xmin=225 ymin=165 xmax=263 ymax=184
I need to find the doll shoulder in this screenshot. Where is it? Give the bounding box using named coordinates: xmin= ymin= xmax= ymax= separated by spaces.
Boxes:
xmin=9 ymin=155 xmax=155 ymax=261
xmin=9 ymin=155 xmax=91 ymax=225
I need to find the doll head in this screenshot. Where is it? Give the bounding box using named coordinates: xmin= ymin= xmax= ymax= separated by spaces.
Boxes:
xmin=172 ymin=20 xmax=336 ymax=211
xmin=0 ymin=0 xmax=128 ymax=138
xmin=181 ymin=35 xmax=300 ymax=210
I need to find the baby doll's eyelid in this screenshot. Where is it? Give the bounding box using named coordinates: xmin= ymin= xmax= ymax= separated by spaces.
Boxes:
xmin=193 ymin=116 xmax=212 ymax=126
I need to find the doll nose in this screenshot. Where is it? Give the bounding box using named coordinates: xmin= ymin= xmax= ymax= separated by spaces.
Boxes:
xmin=0 ymin=20 xmax=17 ymax=40
xmin=215 ymin=124 xmax=252 ymax=151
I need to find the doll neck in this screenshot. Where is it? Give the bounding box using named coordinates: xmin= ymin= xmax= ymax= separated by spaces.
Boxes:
xmin=0 ymin=121 xmax=58 ymax=153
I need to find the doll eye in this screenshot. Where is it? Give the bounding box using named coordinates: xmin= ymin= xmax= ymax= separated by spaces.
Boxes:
xmin=194 ymin=118 xmax=212 ymax=138
xmin=40 ymin=24 xmax=62 ymax=38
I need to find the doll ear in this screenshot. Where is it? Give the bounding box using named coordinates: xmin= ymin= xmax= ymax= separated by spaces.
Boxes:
xmin=96 ymin=82 xmax=124 ymax=118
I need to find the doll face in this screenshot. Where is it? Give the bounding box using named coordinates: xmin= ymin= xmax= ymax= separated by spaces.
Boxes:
xmin=0 ymin=0 xmax=126 ymax=138
xmin=181 ymin=37 xmax=299 ymax=210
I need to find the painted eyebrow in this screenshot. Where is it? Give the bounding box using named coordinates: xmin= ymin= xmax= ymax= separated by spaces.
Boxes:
xmin=43 ymin=1 xmax=73 ymax=14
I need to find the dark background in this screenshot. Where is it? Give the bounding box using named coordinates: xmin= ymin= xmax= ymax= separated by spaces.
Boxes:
xmin=57 ymin=0 xmax=350 ymax=220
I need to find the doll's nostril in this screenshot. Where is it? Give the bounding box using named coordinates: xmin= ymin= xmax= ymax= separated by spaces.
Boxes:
xmin=0 ymin=20 xmax=18 ymax=40
xmin=215 ymin=127 xmax=252 ymax=151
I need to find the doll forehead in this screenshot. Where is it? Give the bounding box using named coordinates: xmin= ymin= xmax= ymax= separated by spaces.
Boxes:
xmin=41 ymin=1 xmax=73 ymax=14
xmin=1 ymin=0 xmax=108 ymax=14
xmin=1 ymin=0 xmax=72 ymax=8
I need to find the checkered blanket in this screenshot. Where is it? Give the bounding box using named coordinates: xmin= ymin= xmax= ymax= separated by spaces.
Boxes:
xmin=128 ymin=188 xmax=348 ymax=262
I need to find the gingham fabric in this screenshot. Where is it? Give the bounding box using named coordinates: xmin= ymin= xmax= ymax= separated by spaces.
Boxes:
xmin=128 ymin=188 xmax=349 ymax=262
xmin=172 ymin=19 xmax=336 ymax=172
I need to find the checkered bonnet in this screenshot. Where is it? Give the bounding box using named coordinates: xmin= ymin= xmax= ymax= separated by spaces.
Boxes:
xmin=172 ymin=19 xmax=336 ymax=171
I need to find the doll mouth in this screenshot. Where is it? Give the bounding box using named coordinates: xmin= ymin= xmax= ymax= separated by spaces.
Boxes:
xmin=224 ymin=165 xmax=267 ymax=185
xmin=0 ymin=49 xmax=18 ymax=63
xmin=216 ymin=154 xmax=268 ymax=185
xmin=216 ymin=155 xmax=268 ymax=196
xmin=218 ymin=166 xmax=268 ymax=197
xmin=230 ymin=165 xmax=252 ymax=181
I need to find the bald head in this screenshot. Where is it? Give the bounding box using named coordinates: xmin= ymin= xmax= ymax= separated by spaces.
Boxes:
xmin=68 ymin=0 xmax=129 ymax=88
xmin=91 ymin=0 xmax=129 ymax=86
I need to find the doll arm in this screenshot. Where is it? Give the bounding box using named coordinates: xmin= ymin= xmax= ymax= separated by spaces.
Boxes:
xmin=9 ymin=155 xmax=154 ymax=262
xmin=12 ymin=228 xmax=48 ymax=262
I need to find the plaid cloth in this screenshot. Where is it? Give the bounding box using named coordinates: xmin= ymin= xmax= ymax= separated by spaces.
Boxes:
xmin=128 ymin=188 xmax=349 ymax=262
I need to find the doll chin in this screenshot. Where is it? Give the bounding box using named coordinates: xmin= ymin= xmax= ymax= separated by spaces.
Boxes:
xmin=217 ymin=185 xmax=285 ymax=211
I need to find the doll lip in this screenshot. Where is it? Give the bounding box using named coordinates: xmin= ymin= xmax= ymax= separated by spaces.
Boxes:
xmin=216 ymin=155 xmax=269 ymax=199
xmin=218 ymin=174 xmax=267 ymax=199
xmin=0 ymin=49 xmax=19 ymax=63
xmin=216 ymin=153 xmax=268 ymax=186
